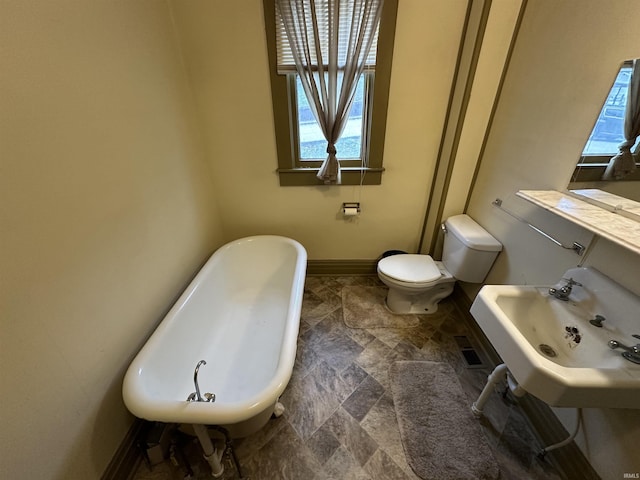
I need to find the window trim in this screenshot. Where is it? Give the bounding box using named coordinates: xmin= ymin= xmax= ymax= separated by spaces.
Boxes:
xmin=572 ymin=60 xmax=639 ymax=182
xmin=263 ymin=0 xmax=398 ymax=186
xmin=571 ymin=156 xmax=640 ymax=182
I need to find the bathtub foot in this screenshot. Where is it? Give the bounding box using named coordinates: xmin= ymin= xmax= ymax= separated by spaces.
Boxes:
xmin=193 ymin=424 xmax=224 ymax=477
xmin=273 ymin=401 xmax=285 ymax=418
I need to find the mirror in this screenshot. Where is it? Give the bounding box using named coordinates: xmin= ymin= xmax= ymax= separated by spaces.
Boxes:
xmin=568 ymin=59 xmax=640 ymax=208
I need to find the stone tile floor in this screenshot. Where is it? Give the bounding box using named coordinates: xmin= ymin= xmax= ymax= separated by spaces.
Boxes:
xmin=132 ymin=275 xmax=564 ymax=480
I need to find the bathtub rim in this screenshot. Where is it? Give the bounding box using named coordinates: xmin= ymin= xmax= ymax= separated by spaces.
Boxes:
xmin=122 ymin=235 xmax=307 ymax=426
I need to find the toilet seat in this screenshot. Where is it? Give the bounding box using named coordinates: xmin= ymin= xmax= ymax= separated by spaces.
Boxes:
xmin=378 ymin=254 xmax=442 ymax=286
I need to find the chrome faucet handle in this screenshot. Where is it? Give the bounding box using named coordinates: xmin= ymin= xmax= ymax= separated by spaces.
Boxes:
xmin=561 ymin=277 xmax=583 ymax=287
xmin=609 ymin=338 xmax=640 ymax=365
xmin=608 ymin=339 xmax=640 ymax=355
xmin=549 ymin=277 xmax=583 ymax=300
xmin=187 ymin=392 xmax=197 ymax=402
xmin=204 ymin=392 xmax=216 ymax=402
xmin=626 ymin=335 xmax=640 ymax=353
xmin=608 ymin=340 xmax=626 ymax=350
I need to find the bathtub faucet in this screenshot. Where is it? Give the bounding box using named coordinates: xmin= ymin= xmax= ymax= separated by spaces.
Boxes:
xmin=187 ymin=360 xmax=216 ymax=402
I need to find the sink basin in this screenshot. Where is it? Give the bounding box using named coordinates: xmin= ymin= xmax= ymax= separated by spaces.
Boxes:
xmin=471 ymin=267 xmax=640 ymax=409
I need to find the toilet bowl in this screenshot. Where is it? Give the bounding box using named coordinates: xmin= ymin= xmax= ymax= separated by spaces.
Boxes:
xmin=377 ymin=214 xmax=502 ymax=314
xmin=377 ymin=255 xmax=455 ymax=313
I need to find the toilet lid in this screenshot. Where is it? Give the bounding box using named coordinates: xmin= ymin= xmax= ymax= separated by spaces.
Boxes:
xmin=378 ymin=254 xmax=441 ymax=283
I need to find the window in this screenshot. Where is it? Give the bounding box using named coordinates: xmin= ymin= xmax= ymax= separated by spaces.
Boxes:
xmin=263 ymin=0 xmax=398 ymax=186
xmin=572 ymin=61 xmax=640 ymax=181
xmin=295 ymin=74 xmax=369 ymax=164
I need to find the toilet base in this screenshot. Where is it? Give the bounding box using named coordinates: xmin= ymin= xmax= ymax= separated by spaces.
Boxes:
xmin=385 ymin=282 xmax=455 ymax=314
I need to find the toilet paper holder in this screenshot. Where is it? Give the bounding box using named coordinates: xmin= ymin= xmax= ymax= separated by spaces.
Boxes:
xmin=342 ymin=202 xmax=361 ymax=215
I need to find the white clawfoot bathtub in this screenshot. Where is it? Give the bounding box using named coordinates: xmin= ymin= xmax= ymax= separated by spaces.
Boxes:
xmin=123 ymin=236 xmax=307 ymax=443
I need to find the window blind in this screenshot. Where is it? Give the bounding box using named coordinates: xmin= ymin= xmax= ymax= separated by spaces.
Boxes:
xmin=275 ymin=0 xmax=380 ymax=74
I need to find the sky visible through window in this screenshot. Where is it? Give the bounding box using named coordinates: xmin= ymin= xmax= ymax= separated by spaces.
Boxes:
xmin=297 ymin=75 xmax=365 ymax=160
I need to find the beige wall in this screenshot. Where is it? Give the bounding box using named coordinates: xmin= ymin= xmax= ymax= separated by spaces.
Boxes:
xmin=465 ymin=1 xmax=640 ymax=478
xmin=169 ymin=0 xmax=468 ymax=259
xmin=3 ymin=0 xmax=639 ymax=478
xmin=442 ymin=0 xmax=523 ymax=222
xmin=0 ymin=1 xmax=224 ymax=478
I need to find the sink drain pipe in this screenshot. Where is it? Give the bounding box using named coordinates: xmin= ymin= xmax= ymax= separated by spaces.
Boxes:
xmin=472 ymin=365 xmax=583 ymax=457
xmin=471 ymin=363 xmax=525 ymax=417
xmin=538 ymin=408 xmax=582 ymax=458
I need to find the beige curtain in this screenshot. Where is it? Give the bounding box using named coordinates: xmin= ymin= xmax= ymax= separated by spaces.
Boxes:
xmin=602 ymin=59 xmax=640 ymax=180
xmin=276 ymin=0 xmax=383 ymax=184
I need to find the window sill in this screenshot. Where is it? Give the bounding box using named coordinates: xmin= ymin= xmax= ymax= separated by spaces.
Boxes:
xmin=571 ymin=162 xmax=640 ymax=182
xmin=277 ymin=167 xmax=384 ymax=186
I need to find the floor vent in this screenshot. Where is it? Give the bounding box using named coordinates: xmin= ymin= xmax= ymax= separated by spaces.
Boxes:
xmin=454 ymin=335 xmax=485 ymax=368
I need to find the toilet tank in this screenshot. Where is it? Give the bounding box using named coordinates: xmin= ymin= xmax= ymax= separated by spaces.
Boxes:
xmin=442 ymin=214 xmax=502 ymax=283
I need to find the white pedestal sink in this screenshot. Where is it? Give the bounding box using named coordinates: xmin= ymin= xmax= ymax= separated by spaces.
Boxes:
xmin=470 ymin=267 xmax=640 ymax=409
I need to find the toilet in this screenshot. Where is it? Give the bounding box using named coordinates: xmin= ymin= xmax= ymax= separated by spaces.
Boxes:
xmin=377 ymin=214 xmax=502 ymax=314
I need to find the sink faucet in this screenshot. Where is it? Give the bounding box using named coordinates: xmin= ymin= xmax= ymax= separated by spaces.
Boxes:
xmin=187 ymin=360 xmax=216 ymax=402
xmin=548 ymin=278 xmax=582 ymax=301
xmin=608 ymin=335 xmax=640 ymax=365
